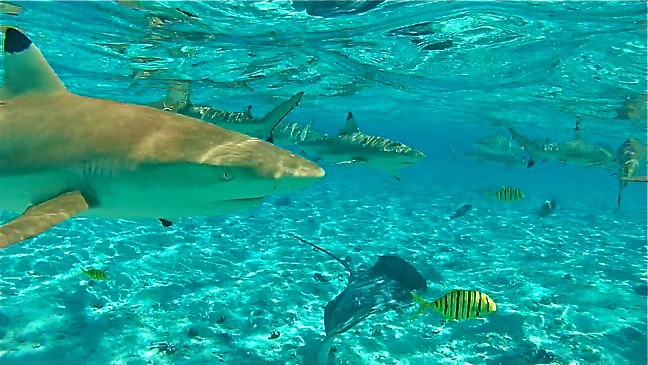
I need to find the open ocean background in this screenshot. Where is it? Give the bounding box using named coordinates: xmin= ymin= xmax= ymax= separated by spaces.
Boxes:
xmin=0 ymin=1 xmax=646 ymax=364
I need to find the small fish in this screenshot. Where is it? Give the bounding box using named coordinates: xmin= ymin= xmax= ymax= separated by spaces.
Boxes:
xmin=449 ymin=204 xmax=472 ymax=220
xmin=82 ymin=268 xmax=108 ymax=280
xmin=491 ymin=187 xmax=524 ymax=202
xmin=412 ymin=290 xmax=496 ymax=320
xmin=538 ymin=199 xmax=557 ymax=217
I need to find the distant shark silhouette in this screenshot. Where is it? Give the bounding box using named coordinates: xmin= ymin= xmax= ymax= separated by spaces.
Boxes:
xmin=509 ymin=118 xmax=615 ymax=169
xmin=296 ymin=112 xmax=426 ymax=178
xmin=615 ymin=137 xmax=647 ymax=206
xmin=0 ymin=27 xmax=324 ymax=249
xmin=450 ymin=134 xmax=527 ymax=168
xmin=289 ymin=234 xmax=427 ymax=365
xmin=150 ymin=80 xmax=304 ymax=141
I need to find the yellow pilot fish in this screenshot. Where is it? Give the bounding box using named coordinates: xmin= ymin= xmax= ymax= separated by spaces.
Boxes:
xmin=412 ymin=290 xmax=496 ymax=320
xmin=491 ymin=186 xmax=524 ymax=202
xmin=81 ymin=268 xmax=108 ymax=281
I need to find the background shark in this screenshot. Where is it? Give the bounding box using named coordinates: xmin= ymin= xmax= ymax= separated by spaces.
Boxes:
xmin=509 ymin=119 xmax=615 ymax=169
xmin=289 ymin=234 xmax=427 ymax=365
xmin=150 ymin=80 xmax=304 ymax=140
xmin=296 ymin=112 xmax=425 ymax=178
xmin=267 ymin=118 xmax=325 ymax=146
xmin=451 ymin=134 xmax=527 ymax=168
xmin=0 ymin=27 xmax=324 ymax=249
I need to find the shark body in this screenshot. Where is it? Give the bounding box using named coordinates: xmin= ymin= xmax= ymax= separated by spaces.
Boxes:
xmin=509 ymin=119 xmax=615 ymax=169
xmin=296 ymin=112 xmax=425 ymax=177
xmin=268 ymin=119 xmax=325 ymax=146
xmin=0 ymin=28 xmax=324 ymax=248
xmin=151 ymin=80 xmax=303 ymax=141
xmin=451 ymin=134 xmax=527 ymax=168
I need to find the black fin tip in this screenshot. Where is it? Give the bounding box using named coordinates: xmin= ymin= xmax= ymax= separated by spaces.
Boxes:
xmin=4 ymin=27 xmax=32 ymax=54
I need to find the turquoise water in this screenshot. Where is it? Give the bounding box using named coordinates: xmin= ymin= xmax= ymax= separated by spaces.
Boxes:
xmin=0 ymin=1 xmax=646 ymax=364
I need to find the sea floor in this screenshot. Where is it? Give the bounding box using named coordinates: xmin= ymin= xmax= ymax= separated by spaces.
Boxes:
xmin=0 ymin=169 xmax=645 ymax=365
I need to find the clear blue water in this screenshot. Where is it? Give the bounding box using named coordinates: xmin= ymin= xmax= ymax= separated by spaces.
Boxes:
xmin=0 ymin=1 xmax=646 ymax=364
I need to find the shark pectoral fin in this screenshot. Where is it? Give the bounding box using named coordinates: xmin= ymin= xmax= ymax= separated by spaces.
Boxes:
xmin=389 ymin=169 xmax=401 ymax=180
xmin=260 ymin=91 xmax=305 ymax=140
xmin=337 ymin=112 xmax=360 ymax=135
xmin=1 ymin=27 xmax=68 ymax=98
xmin=0 ymin=191 xmax=89 ymax=249
xmin=509 ymin=128 xmax=540 ymax=168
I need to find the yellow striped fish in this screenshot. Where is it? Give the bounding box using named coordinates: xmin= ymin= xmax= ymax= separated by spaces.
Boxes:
xmin=491 ymin=186 xmax=524 ymax=202
xmin=82 ymin=268 xmax=107 ymax=280
xmin=412 ymin=290 xmax=496 ymax=320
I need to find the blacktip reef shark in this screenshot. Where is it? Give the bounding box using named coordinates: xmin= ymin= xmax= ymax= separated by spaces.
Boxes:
xmin=509 ymin=118 xmax=616 ymax=169
xmin=289 ymin=234 xmax=427 ymax=365
xmin=267 ymin=118 xmax=325 ymax=147
xmin=150 ymin=80 xmax=304 ymax=141
xmin=615 ymin=137 xmax=647 ymax=206
xmin=450 ymin=134 xmax=527 ymax=168
xmin=296 ymin=112 xmax=426 ymax=178
xmin=0 ymin=27 xmax=324 ymax=249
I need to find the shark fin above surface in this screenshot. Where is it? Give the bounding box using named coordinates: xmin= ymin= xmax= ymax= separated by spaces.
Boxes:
xmin=0 ymin=192 xmax=89 ymax=249
xmin=1 ymin=27 xmax=67 ymax=98
xmin=338 ymin=112 xmax=360 ymax=135
xmin=261 ymin=91 xmax=304 ymax=141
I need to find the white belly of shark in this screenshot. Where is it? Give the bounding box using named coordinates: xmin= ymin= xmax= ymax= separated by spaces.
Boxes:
xmin=0 ymin=164 xmax=273 ymax=219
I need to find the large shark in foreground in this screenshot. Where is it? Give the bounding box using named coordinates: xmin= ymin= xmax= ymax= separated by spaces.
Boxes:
xmin=0 ymin=28 xmax=324 ymax=249
xmin=150 ymin=80 xmax=304 ymax=141
xmin=509 ymin=118 xmax=615 ymax=169
xmin=296 ymin=112 xmax=425 ymax=178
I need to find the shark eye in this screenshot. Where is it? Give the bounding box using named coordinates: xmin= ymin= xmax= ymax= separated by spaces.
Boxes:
xmin=222 ymin=170 xmax=235 ymax=181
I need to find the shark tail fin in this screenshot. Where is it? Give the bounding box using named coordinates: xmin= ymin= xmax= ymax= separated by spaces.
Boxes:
xmin=338 ymin=112 xmax=360 ymax=135
xmin=261 ymin=91 xmax=304 ymax=143
xmin=1 ymin=27 xmax=67 ymax=98
xmin=509 ymin=128 xmax=541 ymax=168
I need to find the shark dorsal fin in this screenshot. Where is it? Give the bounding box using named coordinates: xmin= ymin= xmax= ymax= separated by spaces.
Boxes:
xmin=1 ymin=27 xmax=67 ymax=98
xmin=243 ymin=105 xmax=252 ymax=118
xmin=338 ymin=112 xmax=360 ymax=135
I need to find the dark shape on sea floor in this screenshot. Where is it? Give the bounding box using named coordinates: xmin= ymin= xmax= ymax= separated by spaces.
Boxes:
xmin=538 ymin=199 xmax=557 ymax=217
xmin=450 ymin=204 xmax=472 ymax=220
xmin=288 ymin=234 xmax=427 ymax=365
